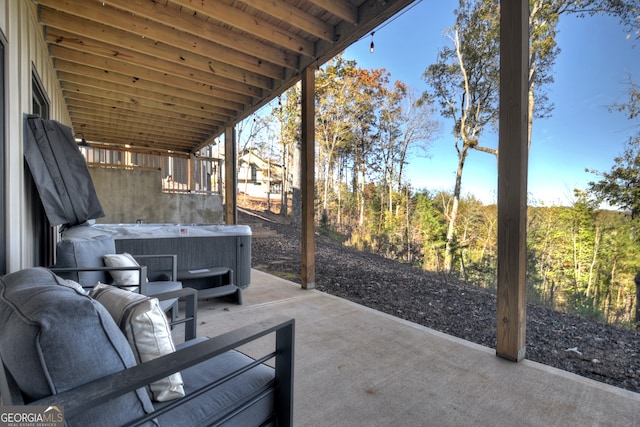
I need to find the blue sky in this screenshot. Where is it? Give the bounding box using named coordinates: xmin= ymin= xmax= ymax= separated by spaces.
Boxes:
xmin=342 ymin=0 xmax=640 ymax=206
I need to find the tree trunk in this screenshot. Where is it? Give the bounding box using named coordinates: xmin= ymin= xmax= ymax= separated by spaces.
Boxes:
xmin=359 ymin=166 xmax=365 ymax=226
xmin=280 ymin=143 xmax=288 ymax=218
xmin=634 ymin=272 xmax=640 ymax=329
xmin=322 ymin=151 xmax=331 ymax=213
xmin=337 ymin=157 xmax=343 ymax=228
xmin=406 ymin=187 xmax=411 ymax=263
xmin=291 ymin=140 xmax=302 ymax=225
xmin=586 ymin=224 xmax=601 ymax=297
xmin=445 ymin=145 xmax=467 ymax=273
xmin=267 ymin=158 xmax=271 ymax=212
xmin=573 ymin=231 xmax=580 ymax=286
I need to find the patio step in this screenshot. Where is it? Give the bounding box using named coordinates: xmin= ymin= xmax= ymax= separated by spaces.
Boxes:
xmin=197 ymin=284 xmax=242 ymax=304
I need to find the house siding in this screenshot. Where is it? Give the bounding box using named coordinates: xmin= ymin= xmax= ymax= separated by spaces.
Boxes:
xmin=1 ymin=0 xmax=70 ymax=272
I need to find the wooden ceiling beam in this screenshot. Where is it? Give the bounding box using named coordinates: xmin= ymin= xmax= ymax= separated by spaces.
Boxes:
xmin=97 ymin=0 xmax=289 ymax=78
xmin=62 ymin=84 xmax=231 ymax=123
xmin=49 ymin=47 xmax=255 ymax=106
xmin=59 ymin=73 xmax=236 ymax=118
xmin=63 ymin=94 xmax=226 ymax=130
xmin=40 ymin=11 xmax=266 ymax=98
xmin=307 ymin=0 xmax=358 ymax=24
xmin=55 ymin=63 xmax=243 ymax=112
xmin=50 ymin=44 xmax=262 ymax=99
xmin=71 ymin=119 xmax=208 ymax=143
xmin=68 ymin=106 xmax=215 ymax=134
xmin=34 ymin=0 xmax=417 ymax=156
xmin=76 ymin=123 xmax=196 ymax=148
xmin=66 ymin=122 xmax=219 ymax=152
xmin=74 ymin=126 xmax=203 ymax=149
xmin=241 ymin=0 xmax=334 ymax=41
xmin=73 ymin=125 xmax=219 ymax=153
xmin=170 ymin=0 xmax=315 ymax=56
xmin=86 ymin=135 xmax=195 ymax=154
xmin=85 ymin=142 xmax=192 ymax=159
xmin=87 ymin=140 xmax=195 ymax=159
xmin=43 ymin=25 xmax=274 ymax=90
xmin=70 ymin=124 xmax=216 ymax=151
xmin=69 ymin=109 xmax=214 ymax=137
xmin=45 ymin=0 xmax=298 ymax=70
xmin=66 ymin=101 xmax=224 ymax=130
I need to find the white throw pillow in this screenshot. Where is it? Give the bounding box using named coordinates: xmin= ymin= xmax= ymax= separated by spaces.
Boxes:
xmin=90 ymin=283 xmax=185 ymax=402
xmin=103 ymin=253 xmax=143 ymax=286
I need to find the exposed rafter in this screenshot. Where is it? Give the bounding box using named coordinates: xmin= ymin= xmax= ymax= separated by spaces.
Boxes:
xmin=35 ymin=0 xmax=416 ymax=155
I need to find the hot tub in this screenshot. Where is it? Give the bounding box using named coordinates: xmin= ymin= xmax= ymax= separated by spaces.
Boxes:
xmin=62 ymin=223 xmax=252 ymax=288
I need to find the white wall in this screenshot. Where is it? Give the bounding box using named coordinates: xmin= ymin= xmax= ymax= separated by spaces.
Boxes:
xmin=1 ymin=0 xmax=70 ymax=272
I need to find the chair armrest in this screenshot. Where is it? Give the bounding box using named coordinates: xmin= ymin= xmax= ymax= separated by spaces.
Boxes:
xmin=153 ymin=287 xmax=198 ymax=341
xmin=30 ymin=316 xmax=295 ymax=426
xmin=132 ymin=254 xmax=177 ymax=281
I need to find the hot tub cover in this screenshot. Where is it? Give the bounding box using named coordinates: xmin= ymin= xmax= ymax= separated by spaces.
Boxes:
xmin=23 ymin=115 xmax=104 ymax=227
xmin=63 ymin=223 xmax=252 ymax=240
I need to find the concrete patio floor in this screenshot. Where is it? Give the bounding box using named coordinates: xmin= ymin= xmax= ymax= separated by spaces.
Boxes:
xmin=193 ymin=269 xmax=639 ymax=427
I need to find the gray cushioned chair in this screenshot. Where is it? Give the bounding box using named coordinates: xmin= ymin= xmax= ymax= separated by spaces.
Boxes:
xmin=53 ymin=234 xmax=181 ymax=318
xmin=0 ymin=268 xmax=294 ymax=426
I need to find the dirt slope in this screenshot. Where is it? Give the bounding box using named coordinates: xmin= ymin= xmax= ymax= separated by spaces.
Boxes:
xmin=242 ymin=209 xmax=640 ymax=394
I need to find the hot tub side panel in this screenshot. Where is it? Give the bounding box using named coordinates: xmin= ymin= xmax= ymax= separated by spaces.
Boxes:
xmin=114 ymin=235 xmax=251 ymax=288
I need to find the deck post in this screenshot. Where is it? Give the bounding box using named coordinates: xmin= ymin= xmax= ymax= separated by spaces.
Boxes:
xmin=301 ymin=65 xmax=316 ymax=289
xmin=225 ymin=126 xmax=237 ymax=225
xmin=188 ymin=153 xmax=196 ymax=191
xmin=496 ymin=0 xmax=529 ymax=361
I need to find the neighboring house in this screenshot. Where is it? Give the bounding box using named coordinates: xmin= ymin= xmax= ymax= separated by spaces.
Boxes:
xmin=237 ymin=149 xmax=283 ymax=200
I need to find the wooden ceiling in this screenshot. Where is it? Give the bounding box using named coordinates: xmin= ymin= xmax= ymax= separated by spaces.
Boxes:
xmin=34 ymin=0 xmax=416 ymax=156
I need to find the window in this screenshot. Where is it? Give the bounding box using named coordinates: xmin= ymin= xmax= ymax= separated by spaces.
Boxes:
xmin=26 ymin=70 xmax=53 ymax=267
xmin=32 ymin=72 xmax=49 ymax=118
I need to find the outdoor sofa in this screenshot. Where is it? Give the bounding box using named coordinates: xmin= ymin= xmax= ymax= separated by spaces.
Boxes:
xmin=0 ymin=267 xmax=294 ymax=426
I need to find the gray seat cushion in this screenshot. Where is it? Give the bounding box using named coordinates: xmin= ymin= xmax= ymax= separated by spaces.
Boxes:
xmin=0 ymin=268 xmax=155 ymax=426
xmin=157 ymin=340 xmax=275 ymax=427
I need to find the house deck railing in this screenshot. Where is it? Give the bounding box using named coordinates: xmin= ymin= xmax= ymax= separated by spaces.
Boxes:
xmin=82 ymin=146 xmax=222 ymax=195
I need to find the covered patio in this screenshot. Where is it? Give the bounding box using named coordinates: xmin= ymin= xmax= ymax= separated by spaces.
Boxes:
xmin=193 ymin=269 xmax=640 ymax=426
xmin=2 ymin=1 xmax=639 ymax=423
xmin=0 ymin=0 xmax=573 ymax=410
xmin=13 ymin=0 xmax=530 ymax=361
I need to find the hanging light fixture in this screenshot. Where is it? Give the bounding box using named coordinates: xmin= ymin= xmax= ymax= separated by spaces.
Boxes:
xmin=74 ymin=132 xmax=90 ymax=147
xmin=369 ymin=31 xmax=375 ymax=53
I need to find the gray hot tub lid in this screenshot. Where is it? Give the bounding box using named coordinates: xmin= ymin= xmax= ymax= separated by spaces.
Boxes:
xmin=23 ymin=115 xmax=104 ymax=227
